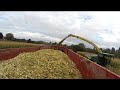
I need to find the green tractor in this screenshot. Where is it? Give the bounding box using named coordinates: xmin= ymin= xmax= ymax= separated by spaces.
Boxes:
xmin=90 ymin=53 xmax=113 ymax=66
xmin=58 ymin=34 xmax=114 ymax=66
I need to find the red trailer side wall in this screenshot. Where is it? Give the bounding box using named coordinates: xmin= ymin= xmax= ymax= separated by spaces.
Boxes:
xmin=0 ymin=45 xmax=120 ymax=79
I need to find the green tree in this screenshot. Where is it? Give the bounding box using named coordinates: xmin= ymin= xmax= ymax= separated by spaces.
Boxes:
xmin=5 ymin=33 xmax=14 ymax=40
xmin=111 ymin=47 xmax=115 ymax=54
xmin=115 ymin=47 xmax=120 ymax=58
xmin=0 ymin=32 xmax=3 ymax=39
xmin=104 ymin=48 xmax=111 ymax=53
xmin=78 ymin=43 xmax=86 ymax=51
xmin=68 ymin=43 xmax=86 ymax=52
xmin=63 ymin=44 xmax=68 ymax=47
xmin=27 ymin=39 xmax=32 ymax=43
xmin=52 ymin=42 xmax=57 ymax=45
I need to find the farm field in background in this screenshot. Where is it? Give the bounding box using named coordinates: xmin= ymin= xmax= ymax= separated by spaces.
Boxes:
xmin=0 ymin=40 xmax=40 ymax=49
xmin=77 ymin=51 xmax=97 ymax=58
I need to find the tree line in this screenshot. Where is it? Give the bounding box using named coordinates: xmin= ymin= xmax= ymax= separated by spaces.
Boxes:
xmin=0 ymin=32 xmax=120 ymax=58
xmin=0 ymin=32 xmax=58 ymax=45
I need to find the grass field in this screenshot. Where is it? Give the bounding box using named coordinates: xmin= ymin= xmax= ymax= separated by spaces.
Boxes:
xmin=0 ymin=40 xmax=40 ymax=49
xmin=106 ymin=58 xmax=120 ymax=75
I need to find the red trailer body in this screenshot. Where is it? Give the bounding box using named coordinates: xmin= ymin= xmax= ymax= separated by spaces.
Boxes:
xmin=0 ymin=45 xmax=120 ymax=79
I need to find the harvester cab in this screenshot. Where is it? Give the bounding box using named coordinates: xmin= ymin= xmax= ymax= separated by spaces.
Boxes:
xmin=57 ymin=34 xmax=114 ymax=66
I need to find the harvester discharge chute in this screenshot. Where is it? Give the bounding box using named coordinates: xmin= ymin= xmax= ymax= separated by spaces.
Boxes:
xmin=57 ymin=34 xmax=114 ymax=66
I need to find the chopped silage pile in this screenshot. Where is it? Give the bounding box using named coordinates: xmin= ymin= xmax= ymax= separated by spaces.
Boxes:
xmin=0 ymin=49 xmax=82 ymax=79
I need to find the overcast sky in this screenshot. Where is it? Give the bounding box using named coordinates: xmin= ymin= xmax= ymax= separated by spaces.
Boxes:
xmin=0 ymin=11 xmax=120 ymax=49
